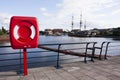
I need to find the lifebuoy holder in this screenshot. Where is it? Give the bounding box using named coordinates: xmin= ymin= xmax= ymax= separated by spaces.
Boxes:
xmin=10 ymin=16 xmax=39 ymax=76
xmin=10 ymin=16 xmax=39 ymax=49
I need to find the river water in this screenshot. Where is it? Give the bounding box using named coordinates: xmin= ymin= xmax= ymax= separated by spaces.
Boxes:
xmin=40 ymin=35 xmax=120 ymax=55
xmin=0 ymin=35 xmax=120 ymax=71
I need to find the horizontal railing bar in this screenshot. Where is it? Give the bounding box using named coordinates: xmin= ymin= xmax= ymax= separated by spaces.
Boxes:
xmin=0 ymin=58 xmax=20 ymax=61
xmin=0 ymin=50 xmax=55 ymax=55
xmin=1 ymin=42 xmax=119 ymax=49
xmin=0 ymin=52 xmax=21 ymax=55
xmin=0 ymin=42 xmax=96 ymax=48
xmin=61 ymin=47 xmax=86 ymax=50
xmin=0 ymin=54 xmax=72 ymax=62
xmin=0 ymin=45 xmax=11 ymax=48
xmin=0 ymin=54 xmax=67 ymax=62
xmin=0 ymin=57 xmax=84 ymax=68
xmin=39 ymin=42 xmax=97 ymax=46
xmin=27 ymin=50 xmax=53 ymax=53
xmin=0 ymin=64 xmax=19 ymax=68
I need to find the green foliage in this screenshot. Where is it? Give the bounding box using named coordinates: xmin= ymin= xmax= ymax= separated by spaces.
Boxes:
xmin=104 ymin=30 xmax=110 ymax=36
xmin=113 ymin=28 xmax=120 ymax=36
xmin=0 ymin=26 xmax=7 ymax=35
xmin=0 ymin=29 xmax=4 ymax=35
xmin=2 ymin=26 xmax=7 ymax=34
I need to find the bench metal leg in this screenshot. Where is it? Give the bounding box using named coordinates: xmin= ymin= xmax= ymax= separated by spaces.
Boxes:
xmin=91 ymin=42 xmax=96 ymax=62
xmin=84 ymin=43 xmax=89 ymax=63
xmin=104 ymin=42 xmax=110 ymax=60
xmin=99 ymin=42 xmax=105 ymax=60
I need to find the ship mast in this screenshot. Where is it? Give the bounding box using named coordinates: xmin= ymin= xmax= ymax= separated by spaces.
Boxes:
xmin=84 ymin=19 xmax=86 ymax=30
xmin=71 ymin=15 xmax=74 ymax=31
xmin=80 ymin=11 xmax=82 ymax=31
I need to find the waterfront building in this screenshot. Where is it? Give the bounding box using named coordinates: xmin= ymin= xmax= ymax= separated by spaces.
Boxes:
xmin=45 ymin=29 xmax=53 ymax=35
xmin=53 ymin=29 xmax=63 ymax=36
xmin=45 ymin=29 xmax=63 ymax=36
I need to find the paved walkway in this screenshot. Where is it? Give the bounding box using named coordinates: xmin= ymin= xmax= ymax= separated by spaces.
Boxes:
xmin=0 ymin=56 xmax=120 ymax=80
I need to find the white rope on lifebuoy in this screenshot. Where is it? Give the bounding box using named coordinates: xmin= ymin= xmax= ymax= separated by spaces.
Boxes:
xmin=30 ymin=25 xmax=35 ymax=39
xmin=14 ymin=25 xmax=19 ymax=39
xmin=13 ymin=25 xmax=36 ymax=40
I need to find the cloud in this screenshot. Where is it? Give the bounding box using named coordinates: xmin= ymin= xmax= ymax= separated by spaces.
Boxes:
xmin=42 ymin=12 xmax=52 ymax=17
xmin=56 ymin=3 xmax=62 ymax=7
xmin=60 ymin=0 xmax=120 ymax=28
xmin=40 ymin=7 xmax=53 ymax=17
xmin=0 ymin=13 xmax=12 ymax=30
xmin=58 ymin=0 xmax=117 ymax=15
xmin=40 ymin=7 xmax=47 ymax=12
xmin=111 ymin=9 xmax=120 ymax=15
xmin=40 ymin=0 xmax=120 ymax=30
xmin=105 ymin=2 xmax=119 ymax=8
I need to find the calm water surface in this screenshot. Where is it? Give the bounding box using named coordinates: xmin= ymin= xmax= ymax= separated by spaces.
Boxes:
xmin=0 ymin=36 xmax=120 ymax=71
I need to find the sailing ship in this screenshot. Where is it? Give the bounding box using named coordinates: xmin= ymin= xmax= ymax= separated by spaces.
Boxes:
xmin=68 ymin=13 xmax=90 ymax=37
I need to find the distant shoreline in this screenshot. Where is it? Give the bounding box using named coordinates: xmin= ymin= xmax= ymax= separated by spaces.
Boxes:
xmin=0 ymin=35 xmax=119 ymax=42
xmin=0 ymin=35 xmax=9 ymax=42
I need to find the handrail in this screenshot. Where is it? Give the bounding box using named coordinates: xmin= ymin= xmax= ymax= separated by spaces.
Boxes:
xmin=0 ymin=41 xmax=119 ymax=73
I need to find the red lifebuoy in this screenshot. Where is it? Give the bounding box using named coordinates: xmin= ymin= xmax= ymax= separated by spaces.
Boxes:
xmin=10 ymin=16 xmax=39 ymax=49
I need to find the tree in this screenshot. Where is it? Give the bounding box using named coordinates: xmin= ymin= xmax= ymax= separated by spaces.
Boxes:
xmin=112 ymin=28 xmax=120 ymax=36
xmin=104 ymin=30 xmax=110 ymax=36
xmin=0 ymin=26 xmax=7 ymax=35
xmin=2 ymin=26 xmax=7 ymax=34
xmin=0 ymin=29 xmax=4 ymax=35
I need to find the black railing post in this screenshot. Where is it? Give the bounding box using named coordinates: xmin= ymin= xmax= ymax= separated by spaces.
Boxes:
xmin=91 ymin=42 xmax=97 ymax=62
xmin=104 ymin=42 xmax=110 ymax=60
xmin=84 ymin=43 xmax=89 ymax=63
xmin=55 ymin=44 xmax=62 ymax=69
xmin=17 ymin=49 xmax=23 ymax=75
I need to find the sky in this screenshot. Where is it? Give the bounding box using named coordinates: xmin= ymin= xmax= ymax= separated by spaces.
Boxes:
xmin=0 ymin=0 xmax=120 ymax=31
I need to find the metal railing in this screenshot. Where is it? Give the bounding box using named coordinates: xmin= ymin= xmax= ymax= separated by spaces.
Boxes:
xmin=0 ymin=41 xmax=120 ymax=74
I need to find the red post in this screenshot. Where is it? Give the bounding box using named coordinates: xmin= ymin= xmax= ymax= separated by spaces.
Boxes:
xmin=23 ymin=48 xmax=28 ymax=76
